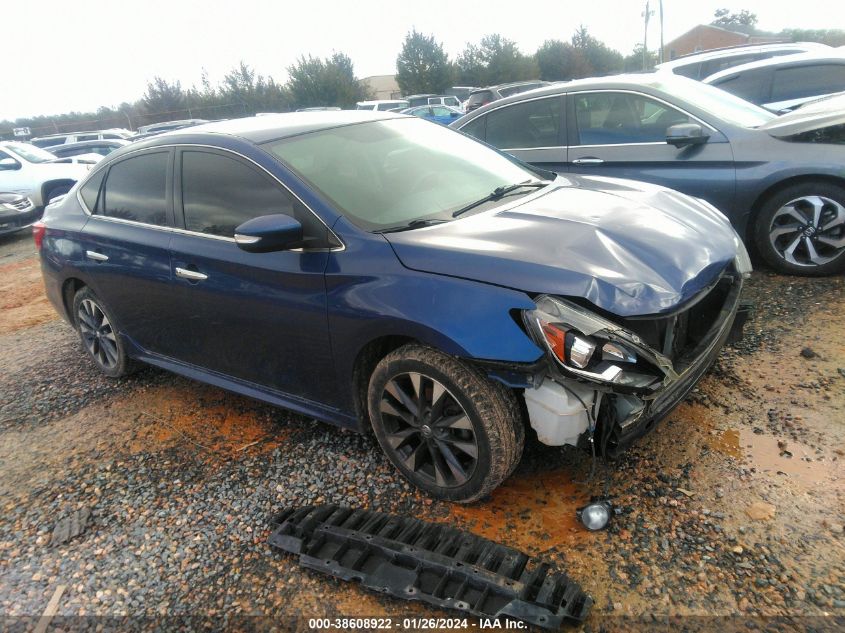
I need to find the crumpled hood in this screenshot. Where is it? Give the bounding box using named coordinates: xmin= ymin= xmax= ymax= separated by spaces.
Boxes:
xmin=759 ymin=93 xmax=845 ymax=137
xmin=384 ymin=175 xmax=741 ymax=317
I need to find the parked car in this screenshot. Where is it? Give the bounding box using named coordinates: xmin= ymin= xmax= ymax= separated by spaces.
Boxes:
xmin=452 ymin=74 xmax=845 ymax=275
xmin=0 ymin=193 xmax=39 ymax=236
xmin=400 ymin=105 xmax=463 ymax=125
xmin=704 ymin=50 xmax=845 ymax=113
xmin=404 ymin=94 xmax=463 ymax=109
xmin=30 ymin=129 xmax=133 ymax=149
xmin=465 ymin=81 xmax=550 ymax=113
xmin=0 ymin=142 xmax=91 ymax=209
xmin=37 ymin=112 xmax=749 ymax=501
xmin=355 ymin=100 xmax=410 ymax=112
xmin=48 ymin=139 xmax=129 ymax=159
xmin=655 ymin=42 xmax=831 ymax=80
xmin=135 ymin=119 xmax=208 ymax=136
xmin=445 ymin=86 xmax=478 ymax=103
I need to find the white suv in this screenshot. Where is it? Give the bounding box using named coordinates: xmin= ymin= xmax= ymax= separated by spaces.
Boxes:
xmin=656 ymin=42 xmax=830 ymax=80
xmin=0 ymin=142 xmax=92 ymax=209
xmin=30 ymin=128 xmax=133 ymax=149
xmin=355 ymin=100 xmax=410 ymax=112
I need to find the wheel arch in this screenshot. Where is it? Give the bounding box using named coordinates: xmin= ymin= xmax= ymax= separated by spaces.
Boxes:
xmin=61 ymin=277 xmax=86 ymax=323
xmin=746 ymin=174 xmax=845 ymax=244
xmin=40 ymin=178 xmax=78 ymax=206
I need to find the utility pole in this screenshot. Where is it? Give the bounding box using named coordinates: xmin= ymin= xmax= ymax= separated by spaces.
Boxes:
xmin=642 ymin=1 xmax=654 ymax=70
xmin=659 ymin=0 xmax=665 ymax=64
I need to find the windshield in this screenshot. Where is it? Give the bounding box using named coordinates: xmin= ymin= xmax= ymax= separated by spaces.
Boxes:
xmin=5 ymin=142 xmax=57 ymax=163
xmin=263 ymin=118 xmax=542 ymax=230
xmin=660 ymin=78 xmax=775 ymax=127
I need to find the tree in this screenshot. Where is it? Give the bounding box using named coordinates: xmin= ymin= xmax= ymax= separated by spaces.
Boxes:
xmin=396 ymin=29 xmax=452 ymax=95
xmin=142 ymin=77 xmax=186 ymax=118
xmin=711 ymin=8 xmax=758 ymax=31
xmin=535 ymin=39 xmax=590 ymax=81
xmin=779 ymin=28 xmax=845 ymax=47
xmin=623 ymin=44 xmax=658 ymax=72
xmin=456 ymin=34 xmax=538 ymax=86
xmin=287 ymin=53 xmax=370 ymax=109
xmin=571 ymin=27 xmax=624 ymax=77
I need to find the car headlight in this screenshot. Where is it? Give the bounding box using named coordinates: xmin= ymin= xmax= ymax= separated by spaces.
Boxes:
xmin=524 ymin=295 xmax=662 ymax=389
xmin=733 ymin=234 xmax=753 ymax=278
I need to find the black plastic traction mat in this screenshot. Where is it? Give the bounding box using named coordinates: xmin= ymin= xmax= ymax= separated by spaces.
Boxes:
xmin=268 ymin=504 xmax=592 ymax=629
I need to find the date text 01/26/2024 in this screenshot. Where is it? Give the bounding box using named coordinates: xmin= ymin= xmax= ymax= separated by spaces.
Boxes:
xmin=307 ymin=618 xmax=527 ymax=629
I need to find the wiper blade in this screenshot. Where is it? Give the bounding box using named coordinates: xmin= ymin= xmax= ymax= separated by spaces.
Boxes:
xmin=452 ymin=180 xmax=549 ymax=218
xmin=375 ymin=218 xmax=449 ymax=234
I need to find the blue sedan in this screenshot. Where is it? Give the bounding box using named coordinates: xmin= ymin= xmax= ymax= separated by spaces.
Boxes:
xmin=401 ymin=104 xmax=464 ymax=125
xmin=36 ymin=112 xmax=748 ymax=502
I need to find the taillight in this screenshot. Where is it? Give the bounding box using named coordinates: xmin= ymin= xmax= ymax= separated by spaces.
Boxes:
xmin=32 ymin=221 xmax=46 ymax=250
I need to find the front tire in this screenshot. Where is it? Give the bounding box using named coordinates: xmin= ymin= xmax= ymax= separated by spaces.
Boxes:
xmin=72 ymin=287 xmax=134 ymax=378
xmin=368 ymin=344 xmax=524 ymax=503
xmin=754 ymin=182 xmax=845 ymax=275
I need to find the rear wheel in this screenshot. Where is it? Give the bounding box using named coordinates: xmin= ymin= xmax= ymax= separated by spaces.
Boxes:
xmin=754 ymin=182 xmax=845 ymax=275
xmin=368 ymin=344 xmax=524 ymax=503
xmin=72 ymin=287 xmax=135 ymax=378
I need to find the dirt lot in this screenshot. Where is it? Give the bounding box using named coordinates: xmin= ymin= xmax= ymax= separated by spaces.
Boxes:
xmin=1 ymin=229 xmax=843 ymax=631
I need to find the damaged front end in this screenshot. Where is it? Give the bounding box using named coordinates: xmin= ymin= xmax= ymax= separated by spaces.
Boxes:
xmin=515 ymin=261 xmax=751 ymax=456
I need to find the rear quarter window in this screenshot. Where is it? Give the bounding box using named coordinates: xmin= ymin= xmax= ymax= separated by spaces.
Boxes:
xmin=100 ymin=152 xmax=169 ymax=226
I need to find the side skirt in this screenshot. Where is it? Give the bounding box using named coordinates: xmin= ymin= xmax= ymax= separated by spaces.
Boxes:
xmin=126 ymin=338 xmax=359 ymax=431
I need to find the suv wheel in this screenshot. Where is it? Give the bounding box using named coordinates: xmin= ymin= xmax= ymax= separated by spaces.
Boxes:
xmin=368 ymin=344 xmax=524 ymax=503
xmin=72 ymin=287 xmax=135 ymax=378
xmin=755 ymin=182 xmax=845 ymax=275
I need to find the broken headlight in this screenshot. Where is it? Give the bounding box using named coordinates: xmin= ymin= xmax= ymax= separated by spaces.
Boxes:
xmin=524 ymin=295 xmax=662 ymax=389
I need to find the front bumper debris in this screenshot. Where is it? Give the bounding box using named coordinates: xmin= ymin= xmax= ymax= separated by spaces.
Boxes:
xmin=268 ymin=504 xmax=592 ymax=628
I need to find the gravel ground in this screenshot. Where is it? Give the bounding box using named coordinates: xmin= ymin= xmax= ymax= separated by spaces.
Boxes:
xmin=1 ymin=230 xmax=843 ymax=631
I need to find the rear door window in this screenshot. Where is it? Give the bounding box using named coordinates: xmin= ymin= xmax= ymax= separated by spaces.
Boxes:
xmin=771 ymin=63 xmax=845 ymax=102
xmin=100 ymin=152 xmax=169 ymax=226
xmin=484 ymin=97 xmax=562 ymax=149
xmin=180 ymin=150 xmax=330 ymax=246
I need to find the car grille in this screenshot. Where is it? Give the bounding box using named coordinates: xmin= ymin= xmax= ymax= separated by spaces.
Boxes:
xmin=6 ymin=197 xmax=33 ymax=212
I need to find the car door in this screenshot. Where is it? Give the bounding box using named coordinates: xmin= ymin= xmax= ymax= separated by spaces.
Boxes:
xmin=166 ymin=147 xmax=338 ymax=404
xmin=430 ymin=105 xmax=457 ymax=125
xmin=458 ymin=95 xmax=566 ymax=171
xmin=566 ymin=90 xmax=736 ymax=214
xmin=76 ymin=149 xmax=177 ymax=355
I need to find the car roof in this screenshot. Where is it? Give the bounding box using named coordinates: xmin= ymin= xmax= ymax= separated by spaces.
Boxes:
xmin=656 ymin=41 xmax=830 ymax=70
xmin=146 ymin=111 xmax=405 ymax=144
xmin=704 ymin=50 xmax=845 ymax=82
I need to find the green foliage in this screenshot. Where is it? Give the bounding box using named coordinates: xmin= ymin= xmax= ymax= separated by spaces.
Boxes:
xmin=457 ymin=34 xmax=539 ymax=86
xmin=287 ymin=53 xmax=371 ymax=109
xmin=571 ymin=26 xmax=624 ymax=77
xmin=142 ymin=77 xmax=185 ymax=116
xmin=396 ymin=29 xmax=453 ymax=95
xmin=711 ymin=8 xmax=758 ymax=28
xmin=623 ymin=44 xmax=658 ymax=72
xmin=780 ymin=28 xmax=845 ymax=47
xmin=535 ymin=39 xmax=589 ymax=81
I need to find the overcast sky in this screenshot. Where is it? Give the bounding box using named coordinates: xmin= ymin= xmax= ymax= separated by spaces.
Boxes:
xmin=3 ymin=0 xmax=842 ymax=120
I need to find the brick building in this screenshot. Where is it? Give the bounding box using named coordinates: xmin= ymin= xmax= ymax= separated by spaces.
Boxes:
xmin=663 ymin=24 xmax=781 ymax=61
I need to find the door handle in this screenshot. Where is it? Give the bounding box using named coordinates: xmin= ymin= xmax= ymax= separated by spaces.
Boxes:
xmin=572 ymin=158 xmax=605 ymax=165
xmin=175 ymin=267 xmax=208 ymax=282
xmin=85 ymin=250 xmax=109 ymax=262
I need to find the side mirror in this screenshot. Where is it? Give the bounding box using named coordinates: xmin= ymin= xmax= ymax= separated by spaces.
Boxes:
xmin=234 ymin=214 xmax=303 ymax=253
xmin=0 ymin=157 xmax=21 ymax=171
xmin=449 ymin=111 xmax=460 ymax=118
xmin=666 ymin=123 xmax=710 ymax=148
